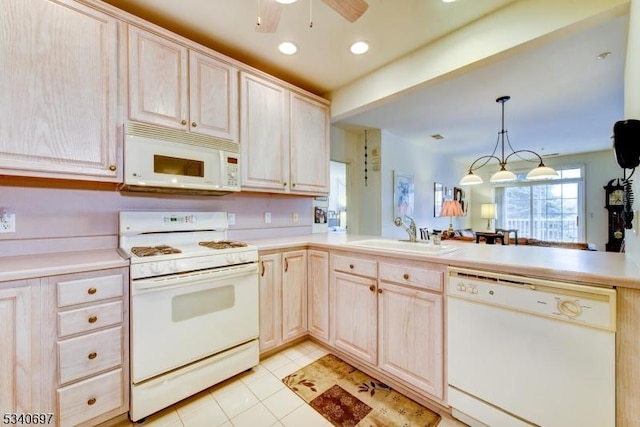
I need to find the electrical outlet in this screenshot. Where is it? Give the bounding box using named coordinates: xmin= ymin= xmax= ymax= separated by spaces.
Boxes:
xmin=292 ymin=212 xmax=299 ymax=223
xmin=0 ymin=213 xmax=16 ymax=233
xmin=264 ymin=212 xmax=271 ymax=224
xmin=227 ymin=213 xmax=236 ymax=225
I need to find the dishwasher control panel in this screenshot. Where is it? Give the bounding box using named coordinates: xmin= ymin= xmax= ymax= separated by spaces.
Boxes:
xmin=448 ymin=267 xmax=616 ymax=331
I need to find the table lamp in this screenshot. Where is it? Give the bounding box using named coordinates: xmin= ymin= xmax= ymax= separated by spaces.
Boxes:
xmin=480 ymin=203 xmax=497 ymax=230
xmin=440 ymin=200 xmax=464 ymax=236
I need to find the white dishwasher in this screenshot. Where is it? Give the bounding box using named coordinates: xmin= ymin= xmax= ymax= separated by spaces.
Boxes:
xmin=447 ymin=267 xmax=616 ymax=427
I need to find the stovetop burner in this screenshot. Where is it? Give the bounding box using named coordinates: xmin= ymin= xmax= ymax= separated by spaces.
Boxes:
xmin=131 ymin=245 xmax=182 ymax=257
xmin=199 ymin=240 xmax=249 ymax=250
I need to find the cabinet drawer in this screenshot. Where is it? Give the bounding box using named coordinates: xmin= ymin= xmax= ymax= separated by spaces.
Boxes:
xmin=58 ymin=301 xmax=123 ymax=338
xmin=58 ymin=327 xmax=123 ymax=384
xmin=58 ymin=274 xmax=123 ymax=307
xmin=379 ymin=261 xmax=444 ymax=291
xmin=332 ymin=254 xmax=377 ymax=278
xmin=58 ymin=368 xmax=124 ymax=427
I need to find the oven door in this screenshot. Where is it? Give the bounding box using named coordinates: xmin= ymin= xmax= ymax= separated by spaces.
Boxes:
xmin=131 ymin=263 xmax=259 ymax=384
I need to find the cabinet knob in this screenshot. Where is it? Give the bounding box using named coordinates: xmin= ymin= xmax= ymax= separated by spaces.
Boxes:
xmin=283 ymin=182 xmax=287 ymax=187
xmin=87 ymin=397 xmax=97 ymax=406
xmin=378 ymin=288 xmax=383 ymax=294
xmin=87 ymin=287 xmax=97 ymax=295
xmin=349 ymin=264 xmax=354 ymax=269
xmin=88 ymin=316 xmax=98 ymax=324
xmin=403 ymin=273 xmax=410 ymax=280
xmin=88 ymin=352 xmax=97 ymax=360
xmin=292 ymin=183 xmax=296 ymax=187
xmin=191 ymin=121 xmax=197 ymax=127
xmin=181 ymin=119 xmax=187 ymax=125
xmin=108 ymin=165 xmax=116 ymax=171
xmin=369 ymin=285 xmax=375 ymax=292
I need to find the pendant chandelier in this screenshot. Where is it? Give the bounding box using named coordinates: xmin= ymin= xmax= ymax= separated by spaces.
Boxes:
xmin=459 ymin=96 xmax=558 ymax=186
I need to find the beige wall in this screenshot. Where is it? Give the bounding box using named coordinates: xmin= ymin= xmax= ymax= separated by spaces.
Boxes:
xmin=0 ymin=182 xmax=313 ymax=256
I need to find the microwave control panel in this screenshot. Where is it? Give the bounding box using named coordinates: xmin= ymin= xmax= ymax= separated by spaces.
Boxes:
xmin=226 ymin=157 xmax=239 ymax=187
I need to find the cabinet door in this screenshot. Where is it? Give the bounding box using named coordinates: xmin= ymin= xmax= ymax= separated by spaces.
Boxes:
xmin=378 ymin=282 xmax=443 ymax=399
xmin=189 ymin=51 xmax=238 ymax=141
xmin=289 ymin=93 xmax=330 ymax=194
xmin=307 ymin=250 xmax=329 ymax=342
xmin=282 ymin=250 xmax=307 ymax=342
xmin=258 ymin=253 xmax=282 ymax=352
xmin=331 ymin=271 xmax=377 ymax=365
xmin=0 ymin=0 xmax=119 ymax=180
xmin=0 ymin=281 xmax=38 ymax=414
xmin=240 ymin=72 xmax=289 ymax=191
xmin=128 ymin=26 xmax=188 ymax=130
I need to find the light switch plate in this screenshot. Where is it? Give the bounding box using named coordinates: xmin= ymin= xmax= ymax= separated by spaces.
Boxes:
xmin=264 ymin=212 xmax=271 ymax=223
xmin=227 ymin=213 xmax=236 ymax=225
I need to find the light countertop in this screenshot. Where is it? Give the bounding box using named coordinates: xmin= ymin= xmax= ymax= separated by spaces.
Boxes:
xmin=0 ymin=249 xmax=128 ymax=282
xmin=247 ymin=234 xmax=640 ymax=289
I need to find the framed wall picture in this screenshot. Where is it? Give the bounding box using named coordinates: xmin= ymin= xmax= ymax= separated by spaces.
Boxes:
xmin=434 ymin=182 xmax=443 ymax=217
xmin=393 ymin=171 xmax=414 ymax=218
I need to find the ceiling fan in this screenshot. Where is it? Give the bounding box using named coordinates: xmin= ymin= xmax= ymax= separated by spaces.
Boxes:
xmin=256 ymin=0 xmax=369 ymax=33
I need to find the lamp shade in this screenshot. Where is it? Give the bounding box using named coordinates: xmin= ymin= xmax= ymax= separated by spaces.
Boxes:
xmin=459 ymin=172 xmax=483 ymax=186
xmin=526 ymin=165 xmax=559 ymax=180
xmin=490 ymin=169 xmax=517 ymax=183
xmin=480 ymin=203 xmax=497 ymax=219
xmin=440 ymin=200 xmax=464 ymax=217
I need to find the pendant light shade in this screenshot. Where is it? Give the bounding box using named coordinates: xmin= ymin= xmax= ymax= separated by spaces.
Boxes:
xmin=459 ymin=96 xmax=558 ymax=186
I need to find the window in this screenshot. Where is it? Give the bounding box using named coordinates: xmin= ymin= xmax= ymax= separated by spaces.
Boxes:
xmin=495 ymin=167 xmax=584 ymax=242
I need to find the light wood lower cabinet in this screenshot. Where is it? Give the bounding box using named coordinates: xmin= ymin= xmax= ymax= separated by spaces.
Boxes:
xmin=378 ymin=281 xmax=444 ymax=399
xmin=307 ymin=250 xmax=330 ymax=343
xmin=258 ymin=250 xmax=308 ymax=353
xmin=331 ymin=271 xmax=378 ymax=365
xmin=0 ymin=279 xmax=43 ymax=415
xmin=329 ymin=251 xmax=445 ymax=401
xmin=50 ymin=267 xmax=129 ymax=427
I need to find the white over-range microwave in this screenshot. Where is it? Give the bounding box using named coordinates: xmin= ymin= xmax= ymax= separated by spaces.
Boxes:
xmin=120 ymin=122 xmax=241 ymax=195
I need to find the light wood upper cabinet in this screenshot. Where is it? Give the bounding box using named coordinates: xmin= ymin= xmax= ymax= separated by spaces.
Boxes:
xmin=282 ymin=250 xmax=308 ymax=341
xmin=307 ymin=250 xmax=330 ymax=343
xmin=240 ymin=72 xmax=329 ymax=195
xmin=258 ymin=253 xmax=282 ymax=352
xmin=0 ymin=0 xmax=119 ymax=181
xmin=289 ymin=94 xmax=330 ymax=193
xmin=128 ymin=26 xmax=238 ymax=141
xmin=240 ymin=72 xmax=290 ymax=191
xmin=128 ymin=26 xmax=188 ymax=130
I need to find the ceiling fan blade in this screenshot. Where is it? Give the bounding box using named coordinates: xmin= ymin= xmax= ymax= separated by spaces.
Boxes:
xmin=321 ymin=0 xmax=369 ymax=23
xmin=256 ymin=0 xmax=282 ymax=33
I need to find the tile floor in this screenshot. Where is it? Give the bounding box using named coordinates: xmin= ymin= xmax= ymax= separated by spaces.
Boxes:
xmin=102 ymin=340 xmax=466 ymax=427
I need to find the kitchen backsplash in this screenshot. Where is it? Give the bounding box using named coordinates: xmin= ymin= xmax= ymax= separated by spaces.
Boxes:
xmin=0 ymin=181 xmax=313 ymax=256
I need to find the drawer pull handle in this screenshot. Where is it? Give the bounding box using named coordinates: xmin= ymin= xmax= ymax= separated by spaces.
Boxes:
xmin=87 ymin=397 xmax=97 ymax=406
xmin=349 ymin=264 xmax=354 ymax=269
xmin=369 ymin=285 xmax=375 ymax=292
xmin=88 ymin=352 xmax=97 ymax=360
xmin=88 ymin=316 xmax=98 ymax=324
xmin=403 ymin=273 xmax=410 ymax=280
xmin=87 ymin=287 xmax=97 ymax=295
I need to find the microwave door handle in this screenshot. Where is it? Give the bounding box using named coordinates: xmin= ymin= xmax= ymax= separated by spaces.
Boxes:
xmin=134 ymin=263 xmax=258 ymax=292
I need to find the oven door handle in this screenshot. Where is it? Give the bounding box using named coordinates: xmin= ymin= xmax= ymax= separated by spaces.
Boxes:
xmin=133 ymin=263 xmax=259 ymax=292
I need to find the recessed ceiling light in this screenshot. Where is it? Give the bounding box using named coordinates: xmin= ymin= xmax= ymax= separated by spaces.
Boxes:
xmin=596 ymin=51 xmax=612 ymax=60
xmin=442 ymin=0 xmax=456 ymax=3
xmin=350 ymin=41 xmax=369 ymax=55
xmin=276 ymin=0 xmax=297 ymax=4
xmin=278 ymin=41 xmax=298 ymax=55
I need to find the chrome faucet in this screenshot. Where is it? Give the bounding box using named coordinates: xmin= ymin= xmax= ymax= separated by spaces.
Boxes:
xmin=394 ymin=215 xmax=417 ymax=242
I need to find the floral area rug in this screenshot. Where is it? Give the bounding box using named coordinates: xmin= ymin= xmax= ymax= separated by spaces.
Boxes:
xmin=282 ymin=354 xmax=441 ymax=427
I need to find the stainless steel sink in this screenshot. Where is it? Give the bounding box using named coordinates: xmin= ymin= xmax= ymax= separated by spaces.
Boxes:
xmin=342 ymin=238 xmax=460 ymax=255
